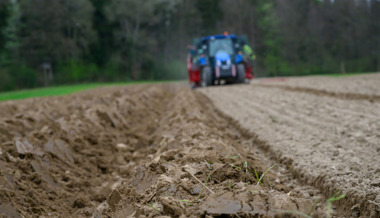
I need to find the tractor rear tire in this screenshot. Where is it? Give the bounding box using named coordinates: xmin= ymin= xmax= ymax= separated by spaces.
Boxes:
xmin=201 ymin=67 xmax=212 ymax=87
xmin=237 ymin=64 xmax=245 ymax=84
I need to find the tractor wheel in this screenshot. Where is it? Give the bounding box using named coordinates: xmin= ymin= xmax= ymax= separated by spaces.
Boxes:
xmin=237 ymin=64 xmax=245 ymax=84
xmin=201 ymin=67 xmax=212 ymax=87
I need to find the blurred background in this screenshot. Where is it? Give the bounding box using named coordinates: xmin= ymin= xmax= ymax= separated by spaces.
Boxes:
xmin=0 ymin=0 xmax=379 ymax=92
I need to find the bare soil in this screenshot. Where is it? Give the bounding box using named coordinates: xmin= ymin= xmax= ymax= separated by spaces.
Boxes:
xmin=256 ymin=73 xmax=380 ymax=96
xmin=0 ymin=75 xmax=379 ymax=217
xmin=200 ymin=75 xmax=380 ymax=217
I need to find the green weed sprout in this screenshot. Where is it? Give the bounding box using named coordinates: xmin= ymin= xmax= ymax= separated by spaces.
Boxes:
xmin=230 ymin=163 xmax=241 ymax=170
xmin=179 ymin=171 xmax=213 ymax=205
xmin=244 ymin=161 xmax=248 ymax=174
xmin=198 ymin=172 xmax=211 ymax=200
xmin=253 ymin=168 xmax=261 ymax=185
xmin=326 ymin=191 xmax=345 ymax=217
xmin=147 ymin=203 xmax=161 ymax=214
xmin=256 ymin=164 xmax=276 ymax=185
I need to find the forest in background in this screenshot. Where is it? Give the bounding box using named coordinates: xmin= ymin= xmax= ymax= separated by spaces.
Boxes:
xmin=0 ymin=0 xmax=379 ymax=91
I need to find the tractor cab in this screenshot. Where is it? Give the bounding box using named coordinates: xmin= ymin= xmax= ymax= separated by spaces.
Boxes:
xmin=187 ymin=34 xmax=253 ymax=88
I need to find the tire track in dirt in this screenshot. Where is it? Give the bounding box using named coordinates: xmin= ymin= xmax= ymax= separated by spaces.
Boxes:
xmin=251 ymin=86 xmax=380 ymax=155
xmin=200 ymin=84 xmax=380 ymax=217
xmin=236 ymin=86 xmax=380 ymax=150
xmin=218 ymin=87 xmax=346 ymax=161
xmin=238 ymin=85 xmax=380 ymax=154
xmin=256 ymin=73 xmax=380 ymax=96
xmin=256 ymin=83 xmax=380 ymax=103
xmin=323 ymin=104 xmax=380 ymax=121
xmin=224 ymin=87 xmax=338 ymax=139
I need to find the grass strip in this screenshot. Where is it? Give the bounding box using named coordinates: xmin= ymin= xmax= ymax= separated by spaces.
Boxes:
xmin=0 ymin=80 xmax=180 ymax=101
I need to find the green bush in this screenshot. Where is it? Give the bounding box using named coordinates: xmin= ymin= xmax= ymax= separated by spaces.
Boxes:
xmin=103 ymin=61 xmax=126 ymax=81
xmin=0 ymin=64 xmax=38 ymax=91
xmin=56 ymin=60 xmax=99 ymax=83
xmin=0 ymin=68 xmax=14 ymax=91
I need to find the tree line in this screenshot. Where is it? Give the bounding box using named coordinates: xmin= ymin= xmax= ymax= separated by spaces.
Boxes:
xmin=0 ymin=0 xmax=379 ymax=91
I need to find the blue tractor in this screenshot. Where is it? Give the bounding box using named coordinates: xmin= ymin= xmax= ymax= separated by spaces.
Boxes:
xmin=187 ymin=34 xmax=253 ymax=88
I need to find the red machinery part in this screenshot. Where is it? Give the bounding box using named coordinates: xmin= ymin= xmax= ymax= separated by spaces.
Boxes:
xmin=245 ymin=65 xmax=254 ymax=79
xmin=187 ymin=55 xmax=200 ymax=83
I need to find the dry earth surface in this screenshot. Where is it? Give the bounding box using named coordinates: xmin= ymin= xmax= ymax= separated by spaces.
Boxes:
xmin=0 ymin=73 xmax=379 ymax=217
xmin=257 ymin=73 xmax=380 ymax=96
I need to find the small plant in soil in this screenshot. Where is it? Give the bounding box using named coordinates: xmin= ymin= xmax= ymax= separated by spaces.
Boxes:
xmin=230 ymin=163 xmax=241 ymax=170
xmin=243 ymin=161 xmax=248 ymax=174
xmin=147 ymin=203 xmax=161 ymax=214
xmin=228 ymin=182 xmax=233 ymax=191
xmin=180 ymin=168 xmax=214 ymax=205
xmin=326 ymin=190 xmax=345 ymax=217
xmin=254 ymin=168 xmax=261 ymax=185
xmin=197 ymin=172 xmax=212 ymax=200
xmin=256 ymin=164 xmax=276 ymax=185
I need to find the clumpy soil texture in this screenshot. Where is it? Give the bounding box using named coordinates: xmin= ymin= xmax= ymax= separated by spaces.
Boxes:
xmin=0 ymin=75 xmax=378 ymax=217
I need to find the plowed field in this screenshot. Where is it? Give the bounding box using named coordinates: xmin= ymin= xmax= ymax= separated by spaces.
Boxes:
xmin=1 ymin=73 xmax=379 ymax=217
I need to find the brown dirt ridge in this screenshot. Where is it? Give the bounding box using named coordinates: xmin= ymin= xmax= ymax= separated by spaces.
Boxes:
xmin=0 ymin=74 xmax=379 ymax=217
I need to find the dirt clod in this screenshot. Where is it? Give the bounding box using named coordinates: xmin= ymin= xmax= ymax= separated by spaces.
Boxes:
xmin=107 ymin=190 xmax=122 ymax=212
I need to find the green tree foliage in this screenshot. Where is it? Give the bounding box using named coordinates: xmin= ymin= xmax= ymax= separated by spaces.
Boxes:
xmin=0 ymin=0 xmax=379 ymax=91
xmin=195 ymin=0 xmax=223 ymax=34
xmin=105 ymin=0 xmax=183 ymax=80
xmin=1 ymin=0 xmax=20 ymax=64
xmin=275 ymin=0 xmax=380 ymax=75
xmin=19 ymin=0 xmax=95 ymax=65
xmin=253 ymin=0 xmax=288 ymax=76
xmin=0 ymin=0 xmax=9 ymax=52
xmin=88 ymin=0 xmax=114 ymax=67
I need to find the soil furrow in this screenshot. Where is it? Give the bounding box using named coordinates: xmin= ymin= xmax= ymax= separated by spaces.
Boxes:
xmin=238 ymin=85 xmax=380 ymax=150
xmin=103 ymin=87 xmax=332 ymax=217
xmin=229 ymin=86 xmax=338 ymax=138
xmin=255 ymin=83 xmax=380 ymax=102
xmin=232 ymin=85 xmax=380 ymax=157
xmin=255 ymin=73 xmax=380 ymax=96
